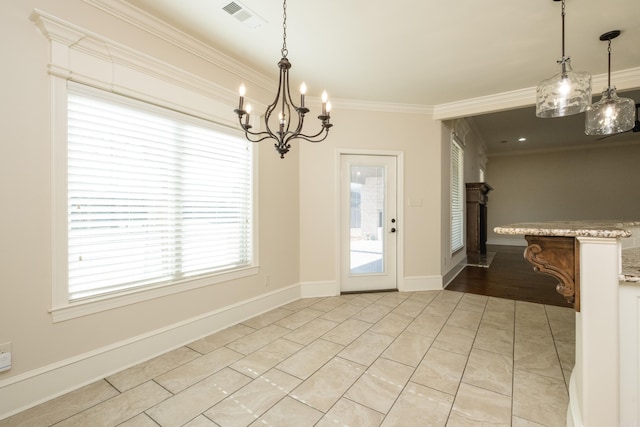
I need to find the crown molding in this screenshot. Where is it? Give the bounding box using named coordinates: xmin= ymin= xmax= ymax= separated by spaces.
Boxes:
xmin=81 ymin=0 xmax=274 ymax=91
xmin=30 ymin=9 xmax=251 ymax=108
xmin=433 ymin=87 xmax=536 ymax=121
xmin=591 ymin=67 xmax=640 ymax=95
xmin=330 ymin=98 xmax=434 ymax=115
xmin=75 ymin=1 xmax=640 ymax=119
xmin=434 ymin=67 xmax=640 ymax=121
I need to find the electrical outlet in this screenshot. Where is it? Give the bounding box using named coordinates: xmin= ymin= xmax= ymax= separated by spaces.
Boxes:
xmin=0 ymin=342 xmax=11 ymax=372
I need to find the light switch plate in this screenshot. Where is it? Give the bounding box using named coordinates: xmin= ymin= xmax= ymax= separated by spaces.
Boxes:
xmin=0 ymin=352 xmax=11 ymax=372
xmin=0 ymin=342 xmax=12 ymax=372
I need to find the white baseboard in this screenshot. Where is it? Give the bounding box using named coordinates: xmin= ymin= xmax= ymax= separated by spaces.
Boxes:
xmin=0 ymin=284 xmax=300 ymax=420
xmin=443 ymin=260 xmax=467 ymax=288
xmin=300 ymin=281 xmax=340 ymax=298
xmin=487 ymin=237 xmax=527 ymax=247
xmin=400 ymin=276 xmax=443 ymax=292
xmin=567 ymin=370 xmax=582 ymax=427
xmin=301 ymin=277 xmax=446 ymax=297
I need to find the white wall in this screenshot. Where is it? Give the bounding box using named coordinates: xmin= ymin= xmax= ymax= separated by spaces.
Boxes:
xmin=487 ymin=140 xmax=640 ymax=245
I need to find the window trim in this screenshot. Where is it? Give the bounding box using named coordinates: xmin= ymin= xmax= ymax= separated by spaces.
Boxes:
xmin=52 ymin=82 xmax=259 ymax=322
xmin=36 ymin=12 xmax=260 ymax=322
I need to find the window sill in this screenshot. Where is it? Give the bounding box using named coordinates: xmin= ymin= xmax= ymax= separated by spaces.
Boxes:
xmin=50 ymin=266 xmax=259 ymax=323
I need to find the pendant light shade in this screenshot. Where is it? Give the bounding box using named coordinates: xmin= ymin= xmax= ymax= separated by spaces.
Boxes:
xmin=536 ymin=0 xmax=592 ymax=118
xmin=536 ymin=59 xmax=592 ymax=118
xmin=585 ymin=30 xmax=636 ymax=136
xmin=585 ymin=89 xmax=635 ymax=136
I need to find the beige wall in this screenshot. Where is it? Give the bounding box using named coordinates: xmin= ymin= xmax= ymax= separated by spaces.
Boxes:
xmin=0 ymin=0 xmax=463 ymax=415
xmin=298 ymin=108 xmax=443 ymax=285
xmin=439 ymin=119 xmax=487 ymax=278
xmin=487 ymin=140 xmax=640 ymax=244
xmin=0 ymin=0 xmax=299 ymax=383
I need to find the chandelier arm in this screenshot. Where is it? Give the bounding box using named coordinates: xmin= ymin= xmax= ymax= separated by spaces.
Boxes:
xmin=283 ymin=98 xmax=292 ymax=135
xmin=292 ymin=129 xmax=331 ymax=144
xmin=281 ymin=66 xmax=297 ymax=137
xmin=288 ymin=122 xmax=331 ymax=142
xmin=287 ymin=104 xmax=308 ymax=141
xmin=237 ymin=120 xmax=278 ymax=143
xmin=236 ymin=109 xmax=283 ymax=142
xmin=283 ymin=67 xmax=300 ymax=111
xmin=265 ymin=91 xmax=281 ymax=126
xmin=244 ymin=132 xmax=282 ymax=144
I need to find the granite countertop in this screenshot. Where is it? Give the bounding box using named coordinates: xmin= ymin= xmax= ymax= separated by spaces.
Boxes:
xmin=494 ymin=220 xmax=640 ymax=239
xmin=494 ymin=220 xmax=640 ymax=283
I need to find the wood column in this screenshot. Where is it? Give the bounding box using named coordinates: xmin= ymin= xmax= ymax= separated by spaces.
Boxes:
xmin=466 ymin=182 xmax=492 ymax=255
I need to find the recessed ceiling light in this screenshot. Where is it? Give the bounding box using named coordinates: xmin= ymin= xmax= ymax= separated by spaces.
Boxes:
xmin=518 ymin=137 xmax=527 ymax=142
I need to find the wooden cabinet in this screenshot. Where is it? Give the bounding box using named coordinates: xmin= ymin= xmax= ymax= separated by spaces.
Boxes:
xmin=466 ymin=182 xmax=493 ymax=254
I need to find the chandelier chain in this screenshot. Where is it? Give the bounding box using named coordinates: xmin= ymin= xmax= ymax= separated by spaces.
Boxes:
xmin=281 ymin=0 xmax=288 ymax=57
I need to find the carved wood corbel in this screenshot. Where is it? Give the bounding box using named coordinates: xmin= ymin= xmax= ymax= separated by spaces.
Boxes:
xmin=524 ymin=235 xmax=580 ymax=311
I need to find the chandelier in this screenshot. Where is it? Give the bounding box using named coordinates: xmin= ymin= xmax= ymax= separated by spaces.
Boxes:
xmin=584 ymin=30 xmax=636 ymax=136
xmin=536 ymin=0 xmax=591 ymax=118
xmin=234 ymin=0 xmax=333 ymax=158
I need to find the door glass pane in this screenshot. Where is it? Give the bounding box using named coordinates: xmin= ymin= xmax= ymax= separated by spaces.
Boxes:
xmin=350 ymin=165 xmax=384 ymax=274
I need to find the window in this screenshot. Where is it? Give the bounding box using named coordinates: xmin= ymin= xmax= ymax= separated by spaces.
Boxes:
xmin=451 ymin=135 xmax=464 ymax=253
xmin=65 ymin=83 xmax=253 ymax=302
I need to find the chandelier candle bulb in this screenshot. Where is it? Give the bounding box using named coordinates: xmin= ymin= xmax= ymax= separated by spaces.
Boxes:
xmin=300 ymin=82 xmax=307 ymax=108
xmin=238 ymin=84 xmax=246 ymax=111
xmin=321 ymin=91 xmax=328 ymax=116
xmin=245 ymin=104 xmax=251 ymax=127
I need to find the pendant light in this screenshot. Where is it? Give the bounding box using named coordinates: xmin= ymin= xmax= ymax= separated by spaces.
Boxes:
xmin=536 ymin=0 xmax=592 ymax=118
xmin=585 ymin=30 xmax=636 ymax=136
xmin=234 ymin=0 xmax=332 ymax=158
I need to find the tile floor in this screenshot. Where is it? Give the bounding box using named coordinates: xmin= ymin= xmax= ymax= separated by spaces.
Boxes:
xmin=1 ymin=290 xmax=575 ymax=427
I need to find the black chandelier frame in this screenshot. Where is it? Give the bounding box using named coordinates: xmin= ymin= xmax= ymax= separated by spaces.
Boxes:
xmin=234 ymin=0 xmax=332 ymax=158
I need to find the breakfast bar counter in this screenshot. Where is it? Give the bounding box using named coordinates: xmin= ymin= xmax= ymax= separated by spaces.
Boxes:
xmin=495 ymin=220 xmax=640 ymax=427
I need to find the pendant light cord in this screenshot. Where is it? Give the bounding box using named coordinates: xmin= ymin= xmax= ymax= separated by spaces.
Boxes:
xmin=281 ymin=0 xmax=288 ymax=58
xmin=607 ymin=39 xmax=612 ymax=89
xmin=560 ymin=0 xmax=566 ymax=58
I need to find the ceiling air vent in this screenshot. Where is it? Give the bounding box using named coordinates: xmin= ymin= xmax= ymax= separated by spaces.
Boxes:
xmin=221 ymin=1 xmax=266 ymax=28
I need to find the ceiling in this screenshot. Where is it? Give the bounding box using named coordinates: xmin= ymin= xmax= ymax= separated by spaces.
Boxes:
xmin=124 ymin=0 xmax=640 ymax=154
xmin=473 ymin=89 xmax=640 ymax=155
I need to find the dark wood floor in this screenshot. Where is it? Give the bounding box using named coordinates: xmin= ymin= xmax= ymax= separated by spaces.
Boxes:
xmin=446 ymin=245 xmax=572 ymax=308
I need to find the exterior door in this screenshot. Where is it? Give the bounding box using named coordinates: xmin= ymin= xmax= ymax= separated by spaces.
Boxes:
xmin=340 ymin=154 xmax=397 ymax=292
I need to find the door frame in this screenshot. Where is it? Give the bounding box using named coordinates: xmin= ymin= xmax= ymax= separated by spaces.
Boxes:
xmin=335 ymin=148 xmax=405 ymax=293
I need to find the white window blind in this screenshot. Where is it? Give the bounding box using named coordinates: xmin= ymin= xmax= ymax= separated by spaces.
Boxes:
xmin=67 ymin=84 xmax=253 ymax=301
xmin=451 ymin=137 xmax=464 ymax=253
